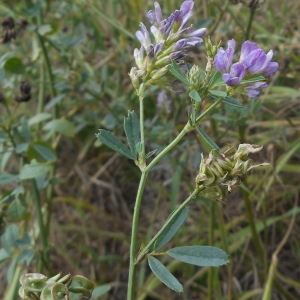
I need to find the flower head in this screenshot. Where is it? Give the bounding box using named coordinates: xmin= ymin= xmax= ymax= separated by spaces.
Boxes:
xmin=130 ymin=1 xmax=207 ymax=90
xmin=214 ymin=39 xmax=278 ymax=98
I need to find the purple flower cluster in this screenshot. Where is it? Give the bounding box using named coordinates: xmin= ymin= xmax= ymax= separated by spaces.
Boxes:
xmin=214 ymin=39 xmax=278 ymax=98
xmin=132 ymin=0 xmax=206 ymax=85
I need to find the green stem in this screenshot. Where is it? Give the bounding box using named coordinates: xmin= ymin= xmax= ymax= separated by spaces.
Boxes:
xmin=31 ymin=179 xmax=49 ymax=268
xmin=146 ymin=122 xmax=193 ymax=172
xmin=245 ymin=4 xmax=256 ymax=40
xmin=139 ymin=94 xmax=146 ymax=169
xmin=242 ymin=187 xmax=266 ymax=265
xmin=208 ymin=201 xmax=216 ymax=300
xmin=195 ymin=97 xmax=224 ymax=124
xmin=127 ymin=92 xmax=147 ymax=300
xmin=127 ymin=171 xmax=148 ymax=300
xmin=209 ymin=0 xmax=229 ymax=35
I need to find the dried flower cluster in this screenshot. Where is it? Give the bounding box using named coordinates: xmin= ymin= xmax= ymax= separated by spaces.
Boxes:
xmin=19 ymin=272 xmax=94 ymax=300
xmin=196 ymin=144 xmax=268 ymax=196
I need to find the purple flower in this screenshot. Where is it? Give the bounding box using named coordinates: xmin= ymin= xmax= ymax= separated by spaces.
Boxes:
xmin=222 ymin=62 xmax=245 ymax=86
xmin=136 ymin=23 xmax=151 ymax=51
xmin=214 ymin=39 xmax=236 ymax=73
xmin=131 ymin=0 xmax=207 ymax=87
xmin=240 ymin=41 xmax=278 ymax=76
xmin=214 ymin=39 xmax=278 ymax=98
xmin=244 ymin=82 xmax=268 ymax=98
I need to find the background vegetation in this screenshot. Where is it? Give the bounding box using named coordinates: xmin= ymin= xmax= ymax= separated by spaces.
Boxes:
xmin=0 ymin=0 xmax=299 ymax=299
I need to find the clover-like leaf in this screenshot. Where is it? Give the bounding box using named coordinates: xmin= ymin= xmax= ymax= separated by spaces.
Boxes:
xmin=153 ymin=207 xmax=189 ymax=251
xmin=148 ymin=256 xmax=183 ymax=293
xmin=167 ymin=246 xmax=230 ymax=267
xmin=96 ymin=129 xmax=134 ymax=159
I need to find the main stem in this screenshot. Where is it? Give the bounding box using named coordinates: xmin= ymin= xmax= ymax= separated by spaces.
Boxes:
xmin=127 ymin=93 xmax=147 ymax=300
xmin=127 ymin=171 xmax=148 ymax=300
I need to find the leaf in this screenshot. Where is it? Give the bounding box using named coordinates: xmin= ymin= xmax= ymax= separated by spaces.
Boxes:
xmin=15 ymin=143 xmax=29 ymax=154
xmin=32 ymin=141 xmax=56 ymax=162
xmin=146 ymin=149 xmax=158 ymax=159
xmin=3 ymin=57 xmax=25 ymax=74
xmin=6 ymin=199 xmax=29 ymax=222
xmin=19 ymin=161 xmax=51 ymax=180
xmin=0 ymin=248 xmax=10 ymax=264
xmin=96 ymin=129 xmax=134 ymax=159
xmin=189 ymin=90 xmax=201 ymax=102
xmin=124 ymin=111 xmax=140 ymax=158
xmin=154 ymin=207 xmax=189 ymax=250
xmin=28 ymin=113 xmax=52 ymax=126
xmin=167 ymin=246 xmax=230 ymax=267
xmin=209 ymin=71 xmax=225 ymax=88
xmin=44 ymin=119 xmax=76 ymax=137
xmin=167 ymin=60 xmax=190 ymax=85
xmin=0 ymin=225 xmax=19 ymax=252
xmin=92 ymin=285 xmax=111 ymax=297
xmin=38 ymin=24 xmax=52 ymax=35
xmin=209 ymin=90 xmax=227 ymax=98
xmin=0 ymin=173 xmax=18 ymax=185
xmin=148 ymin=256 xmax=183 ymax=293
xmin=240 ymin=76 xmax=265 ymax=85
xmin=45 ymin=94 xmax=65 ymax=110
xmin=223 ymin=97 xmax=243 ymax=108
xmin=197 ymin=127 xmax=220 ymax=151
xmin=60 ymin=35 xmax=86 ymax=47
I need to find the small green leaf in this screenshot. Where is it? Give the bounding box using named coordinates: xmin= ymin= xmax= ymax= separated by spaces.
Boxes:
xmin=154 ymin=207 xmax=189 ymax=250
xmin=17 ymin=249 xmax=35 ymax=265
xmin=19 ymin=161 xmax=51 ymax=180
xmin=197 ymin=127 xmax=220 ymax=151
xmin=4 ymin=57 xmax=25 ymax=74
xmin=32 ymin=141 xmax=56 ymax=162
xmin=167 ymin=60 xmax=190 ymax=85
xmin=209 ymin=71 xmax=225 ymax=88
xmin=28 ymin=113 xmax=52 ymax=126
xmin=44 ymin=119 xmax=76 ymax=137
xmin=1 ymin=225 xmax=19 ymax=252
xmin=38 ymin=24 xmax=52 ymax=35
xmin=189 ymin=90 xmax=201 ymax=102
xmin=240 ymin=76 xmax=265 ymax=85
xmin=60 ymin=35 xmax=86 ymax=47
xmin=146 ymin=149 xmax=158 ymax=159
xmin=0 ymin=173 xmax=18 ymax=185
xmin=167 ymin=246 xmax=230 ymax=267
xmin=148 ymin=256 xmax=183 ymax=293
xmin=16 ymin=143 xmax=29 ymax=154
xmin=209 ymin=90 xmax=227 ymax=98
xmin=223 ymin=97 xmax=243 ymax=108
xmin=92 ymin=285 xmax=111 ymax=297
xmin=45 ymin=94 xmax=65 ymax=110
xmin=124 ymin=111 xmax=140 ymax=158
xmin=6 ymin=199 xmax=29 ymax=222
xmin=96 ymin=129 xmax=134 ymax=159
xmin=0 ymin=248 xmax=10 ymax=264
